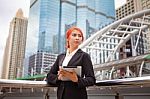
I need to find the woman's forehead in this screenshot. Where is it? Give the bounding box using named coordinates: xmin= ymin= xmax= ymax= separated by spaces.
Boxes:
xmin=72 ymin=30 xmax=81 ymax=34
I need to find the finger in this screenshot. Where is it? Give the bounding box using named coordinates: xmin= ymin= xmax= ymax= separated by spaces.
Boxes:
xmin=58 ymin=71 xmax=61 ymax=75
xmin=59 ymin=66 xmax=63 ymax=71
xmin=58 ymin=74 xmax=62 ymax=80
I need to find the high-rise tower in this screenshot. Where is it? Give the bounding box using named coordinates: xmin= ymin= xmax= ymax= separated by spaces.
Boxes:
xmin=25 ymin=0 xmax=115 ymax=55
xmin=1 ymin=9 xmax=28 ymax=79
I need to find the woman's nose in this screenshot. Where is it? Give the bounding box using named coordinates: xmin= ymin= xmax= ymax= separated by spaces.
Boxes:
xmin=75 ymin=36 xmax=79 ymax=39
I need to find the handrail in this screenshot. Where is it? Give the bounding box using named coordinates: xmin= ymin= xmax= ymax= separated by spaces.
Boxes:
xmin=1 ymin=75 xmax=150 ymax=88
xmin=94 ymin=53 xmax=150 ymax=80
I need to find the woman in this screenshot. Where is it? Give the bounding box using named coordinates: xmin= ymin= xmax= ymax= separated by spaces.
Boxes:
xmin=46 ymin=27 xmax=95 ymax=99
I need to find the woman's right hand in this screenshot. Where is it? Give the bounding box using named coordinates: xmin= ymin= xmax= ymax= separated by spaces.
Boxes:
xmin=58 ymin=73 xmax=63 ymax=80
xmin=58 ymin=66 xmax=78 ymax=82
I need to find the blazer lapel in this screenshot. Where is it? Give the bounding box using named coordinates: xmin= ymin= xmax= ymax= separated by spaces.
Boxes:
xmin=59 ymin=53 xmax=66 ymax=66
xmin=67 ymin=49 xmax=82 ymax=66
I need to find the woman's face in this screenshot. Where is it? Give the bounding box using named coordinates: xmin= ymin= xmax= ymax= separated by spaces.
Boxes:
xmin=68 ymin=30 xmax=83 ymax=48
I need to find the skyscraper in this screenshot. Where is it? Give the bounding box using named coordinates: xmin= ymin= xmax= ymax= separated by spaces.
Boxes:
xmin=25 ymin=0 xmax=115 ymax=55
xmin=25 ymin=0 xmax=40 ymax=57
xmin=1 ymin=9 xmax=28 ymax=79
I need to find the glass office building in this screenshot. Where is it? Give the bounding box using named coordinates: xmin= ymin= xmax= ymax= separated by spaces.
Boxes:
xmin=26 ymin=0 xmax=115 ymax=55
xmin=77 ymin=0 xmax=115 ymax=38
xmin=38 ymin=0 xmax=60 ymax=53
xmin=25 ymin=0 xmax=40 ymax=56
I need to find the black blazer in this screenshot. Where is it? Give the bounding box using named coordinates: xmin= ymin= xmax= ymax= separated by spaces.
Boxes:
xmin=46 ymin=49 xmax=95 ymax=99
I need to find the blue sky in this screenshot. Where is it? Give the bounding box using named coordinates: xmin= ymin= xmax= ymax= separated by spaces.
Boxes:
xmin=0 ymin=0 xmax=126 ymax=77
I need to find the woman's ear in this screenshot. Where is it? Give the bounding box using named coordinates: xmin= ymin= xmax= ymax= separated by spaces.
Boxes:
xmin=67 ymin=39 xmax=69 ymax=42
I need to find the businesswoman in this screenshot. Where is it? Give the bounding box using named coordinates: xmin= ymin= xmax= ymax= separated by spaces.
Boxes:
xmin=46 ymin=27 xmax=95 ymax=99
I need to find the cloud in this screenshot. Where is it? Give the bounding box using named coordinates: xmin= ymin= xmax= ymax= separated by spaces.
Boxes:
xmin=115 ymin=0 xmax=126 ymax=9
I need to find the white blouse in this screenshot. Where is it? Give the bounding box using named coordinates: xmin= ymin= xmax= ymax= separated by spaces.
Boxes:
xmin=62 ymin=48 xmax=79 ymax=66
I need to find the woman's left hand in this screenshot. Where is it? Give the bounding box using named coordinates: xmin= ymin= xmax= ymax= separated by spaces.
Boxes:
xmin=60 ymin=69 xmax=78 ymax=82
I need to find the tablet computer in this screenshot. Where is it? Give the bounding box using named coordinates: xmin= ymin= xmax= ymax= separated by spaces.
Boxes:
xmin=61 ymin=66 xmax=82 ymax=81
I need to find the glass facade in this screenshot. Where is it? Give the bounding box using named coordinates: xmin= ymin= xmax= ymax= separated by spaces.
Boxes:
xmin=38 ymin=0 xmax=60 ymax=53
xmin=60 ymin=0 xmax=77 ymax=52
xmin=25 ymin=0 xmax=40 ymax=56
xmin=26 ymin=0 xmax=115 ymax=55
xmin=95 ymin=0 xmax=115 ymax=29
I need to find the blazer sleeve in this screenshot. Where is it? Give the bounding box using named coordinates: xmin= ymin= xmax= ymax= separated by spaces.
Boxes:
xmin=77 ymin=53 xmax=96 ymax=88
xmin=46 ymin=55 xmax=60 ymax=85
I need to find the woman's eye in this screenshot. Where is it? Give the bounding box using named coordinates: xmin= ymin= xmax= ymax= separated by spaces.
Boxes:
xmin=72 ymin=34 xmax=77 ymax=37
xmin=78 ymin=34 xmax=82 ymax=37
xmin=72 ymin=33 xmax=82 ymax=37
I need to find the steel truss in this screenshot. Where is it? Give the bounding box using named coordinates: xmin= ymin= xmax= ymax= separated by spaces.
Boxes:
xmin=79 ymin=9 xmax=150 ymax=65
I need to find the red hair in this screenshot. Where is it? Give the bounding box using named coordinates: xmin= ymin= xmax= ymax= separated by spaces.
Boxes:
xmin=66 ymin=27 xmax=84 ymax=48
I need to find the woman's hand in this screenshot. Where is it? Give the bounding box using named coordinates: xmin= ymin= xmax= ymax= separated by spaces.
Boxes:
xmin=58 ymin=67 xmax=78 ymax=82
xmin=57 ymin=71 xmax=63 ymax=80
xmin=62 ymin=70 xmax=78 ymax=82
